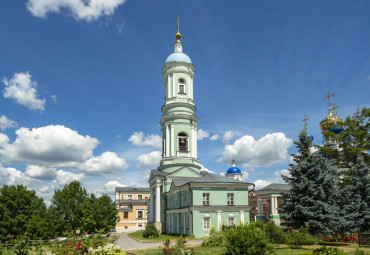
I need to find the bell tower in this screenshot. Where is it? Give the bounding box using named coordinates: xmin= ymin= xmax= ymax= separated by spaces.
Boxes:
xmin=159 ymin=14 xmax=200 ymax=173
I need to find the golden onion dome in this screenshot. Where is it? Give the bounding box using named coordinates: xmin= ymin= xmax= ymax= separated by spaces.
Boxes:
xmin=320 ymin=108 xmax=343 ymax=130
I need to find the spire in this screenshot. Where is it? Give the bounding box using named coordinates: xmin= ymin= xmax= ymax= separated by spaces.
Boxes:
xmin=173 ymin=13 xmax=183 ymax=53
xmin=302 ymin=115 xmax=309 ymax=132
xmin=175 ymin=12 xmax=181 ymax=42
xmin=232 ymin=154 xmax=235 ymax=167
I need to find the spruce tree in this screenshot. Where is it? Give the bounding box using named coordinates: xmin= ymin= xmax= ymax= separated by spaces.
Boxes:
xmin=342 ymin=156 xmax=370 ymax=233
xmin=281 ymin=130 xmax=341 ymax=235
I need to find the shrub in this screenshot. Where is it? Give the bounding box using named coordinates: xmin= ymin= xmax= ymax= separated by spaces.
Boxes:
xmin=287 ymin=226 xmax=319 ymax=249
xmin=202 ymin=226 xmax=226 ymax=247
xmin=142 ymin=223 xmax=160 ymax=238
xmin=262 ymin=222 xmax=288 ymax=244
xmin=310 ymin=246 xmax=345 ymax=255
xmin=162 ymin=236 xmax=194 ymax=255
xmin=224 ymin=223 xmax=276 ymax=255
xmin=353 ymin=248 xmax=365 ymax=255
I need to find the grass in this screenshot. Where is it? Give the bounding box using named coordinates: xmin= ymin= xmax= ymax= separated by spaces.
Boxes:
xmin=128 ymin=243 xmax=370 ymax=255
xmin=128 ymin=231 xmax=202 ymax=243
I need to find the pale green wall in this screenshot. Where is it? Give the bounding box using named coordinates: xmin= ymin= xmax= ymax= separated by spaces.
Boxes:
xmin=192 ymin=187 xmax=249 ymax=206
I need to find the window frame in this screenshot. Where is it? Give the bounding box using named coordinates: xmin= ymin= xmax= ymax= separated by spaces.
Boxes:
xmin=203 ymin=193 xmax=210 ymax=206
xmin=123 ymin=211 xmax=129 ymax=219
xmin=203 ymin=217 xmax=211 ymax=230
xmin=228 ymin=217 xmax=235 ymax=226
xmin=178 ymin=79 xmax=186 ymax=94
xmin=138 ymin=195 xmax=142 ymax=199
xmin=178 ymin=132 xmax=188 ymax=152
xmin=227 ymin=193 xmax=234 ymax=206
xmin=128 ymin=194 xmax=132 ymax=200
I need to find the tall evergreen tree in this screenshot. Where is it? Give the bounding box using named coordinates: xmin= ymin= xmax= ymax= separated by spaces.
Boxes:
xmin=281 ymin=131 xmax=342 ymax=235
xmin=342 ymin=156 xmax=370 ymax=233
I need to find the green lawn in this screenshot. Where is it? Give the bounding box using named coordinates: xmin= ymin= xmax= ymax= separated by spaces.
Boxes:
xmin=128 ymin=243 xmax=370 ymax=255
xmin=128 ymin=231 xmax=202 ymax=243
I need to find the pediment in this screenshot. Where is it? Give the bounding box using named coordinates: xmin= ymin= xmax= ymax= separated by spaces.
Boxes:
xmin=168 ymin=167 xmax=202 ymax=178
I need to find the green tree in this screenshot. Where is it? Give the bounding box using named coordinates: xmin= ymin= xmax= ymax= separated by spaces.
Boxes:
xmin=281 ymin=131 xmax=342 ymax=235
xmin=321 ymin=107 xmax=369 ymax=185
xmin=50 ymin=180 xmax=88 ymax=235
xmin=342 ymin=156 xmax=370 ymax=233
xmin=0 ymin=185 xmax=52 ymax=241
xmin=95 ymin=194 xmax=119 ymax=232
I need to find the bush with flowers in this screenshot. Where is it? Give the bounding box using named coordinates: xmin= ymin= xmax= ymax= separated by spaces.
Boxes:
xmin=45 ymin=232 xmax=126 ymax=255
xmin=161 ymin=235 xmax=194 ymax=255
xmin=321 ymin=234 xmax=358 ymax=243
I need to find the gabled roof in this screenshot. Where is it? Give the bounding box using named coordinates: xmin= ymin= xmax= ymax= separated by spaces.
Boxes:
xmin=258 ymin=183 xmax=291 ymax=192
xmin=172 ymin=178 xmax=197 ymax=187
xmin=190 ymin=173 xmax=245 ymax=183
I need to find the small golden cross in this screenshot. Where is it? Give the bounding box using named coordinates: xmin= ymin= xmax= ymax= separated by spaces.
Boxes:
xmin=324 ymin=91 xmax=334 ymax=108
xmin=302 ymin=115 xmax=309 ymax=132
xmin=332 ymin=104 xmax=339 ymax=116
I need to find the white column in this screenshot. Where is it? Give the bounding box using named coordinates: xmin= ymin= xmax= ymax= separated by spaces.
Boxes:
xmin=270 ymin=196 xmax=275 ymax=214
xmin=190 ymin=77 xmax=193 ymax=100
xmin=191 ymin=126 xmax=195 ymax=158
xmin=274 ymin=196 xmax=278 ymax=214
xmin=257 ymin=198 xmax=263 ymax=214
xmin=170 ymin=124 xmax=175 ymax=156
xmin=240 ymin=210 xmax=245 ymax=224
xmin=194 ymin=126 xmax=197 ymax=158
xmin=167 ymin=75 xmax=170 ymax=98
xmin=217 ymin=211 xmax=222 ymax=231
xmin=165 ymin=125 xmax=170 ymax=157
xmin=187 ymin=77 xmax=190 ymax=99
xmin=172 ymin=74 xmax=175 ymax=98
xmin=183 ymin=213 xmax=186 ymax=235
xmin=155 ymin=184 xmax=161 ymax=223
xmin=149 ymin=188 xmax=154 ymax=222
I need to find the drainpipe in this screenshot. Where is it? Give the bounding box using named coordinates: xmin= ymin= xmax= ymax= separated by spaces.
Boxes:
xmin=187 ymin=183 xmax=193 ymax=236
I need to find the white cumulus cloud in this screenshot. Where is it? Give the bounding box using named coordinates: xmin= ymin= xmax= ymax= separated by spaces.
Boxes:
xmin=197 ymin=129 xmax=209 ymax=140
xmin=200 ymin=164 xmax=215 ymax=173
xmin=222 ymin=131 xmax=235 ymax=143
xmin=0 ymin=115 xmax=17 ymax=131
xmin=210 ymin=134 xmax=219 ymax=141
xmin=25 ymin=165 xmax=56 ymax=180
xmin=0 ymin=133 xmax=9 ymax=148
xmin=254 ymin=180 xmax=272 ymax=191
xmin=27 ymin=0 xmax=126 ymax=21
xmin=137 ymin=151 xmax=161 ymax=169
xmin=3 ymin=72 xmax=46 ymax=111
xmin=0 ymin=125 xmax=99 ymax=167
xmin=81 ymin=151 xmax=128 ymax=175
xmin=129 ymin=131 xmax=161 ymax=148
xmin=54 ymin=169 xmax=84 ymax=186
xmin=218 ymin=132 xmax=293 ymax=167
xmin=273 ymin=169 xmax=291 ymax=183
xmin=0 ymin=164 xmax=39 ymax=186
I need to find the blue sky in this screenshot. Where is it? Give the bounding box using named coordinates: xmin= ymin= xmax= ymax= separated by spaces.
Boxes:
xmin=0 ymin=0 xmax=369 ymax=202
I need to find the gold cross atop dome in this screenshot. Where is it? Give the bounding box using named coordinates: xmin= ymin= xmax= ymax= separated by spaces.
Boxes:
xmin=302 ymin=115 xmax=309 ymax=132
xmin=332 ymin=104 xmax=339 ymax=116
xmin=175 ymin=12 xmax=182 ymax=42
xmin=324 ymin=91 xmax=334 ymax=113
xmin=232 ymin=154 xmax=235 ymax=166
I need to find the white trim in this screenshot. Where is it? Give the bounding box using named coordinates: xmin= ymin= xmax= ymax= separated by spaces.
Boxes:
xmin=167 ymin=75 xmax=170 ymax=98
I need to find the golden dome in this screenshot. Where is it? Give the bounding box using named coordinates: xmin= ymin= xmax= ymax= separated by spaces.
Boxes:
xmin=320 ymin=108 xmax=343 ymax=130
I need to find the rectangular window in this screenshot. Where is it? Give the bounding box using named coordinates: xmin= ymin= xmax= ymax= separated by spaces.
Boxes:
xmin=138 ymin=195 xmax=142 ymax=199
xmin=227 ymin=193 xmax=234 ymax=206
xmin=179 ymin=84 xmax=185 ymax=94
xmin=124 ymin=212 xmax=128 ymax=219
xmin=203 ymin=217 xmax=211 ymax=230
xmin=138 ymin=211 xmax=143 ymax=219
xmin=121 ymin=194 xmax=124 ymax=199
xmin=228 ymin=217 xmax=235 ymax=226
xmin=203 ymin=193 xmax=210 ymax=206
xmin=128 ymin=194 xmax=132 ymax=199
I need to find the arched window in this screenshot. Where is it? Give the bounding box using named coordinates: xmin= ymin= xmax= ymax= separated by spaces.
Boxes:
xmin=178 ymin=132 xmax=188 ymax=152
xmin=178 ymin=79 xmax=186 ymax=94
